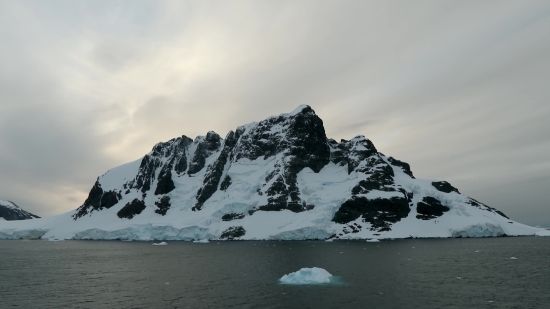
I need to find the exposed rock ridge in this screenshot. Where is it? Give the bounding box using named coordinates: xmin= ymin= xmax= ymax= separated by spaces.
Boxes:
xmin=0 ymin=200 xmax=40 ymax=221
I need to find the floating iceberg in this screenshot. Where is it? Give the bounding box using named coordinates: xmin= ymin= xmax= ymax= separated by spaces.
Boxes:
xmin=366 ymin=239 xmax=380 ymax=242
xmin=279 ymin=267 xmax=333 ymax=285
xmin=325 ymin=239 xmax=333 ymax=242
xmin=510 ymin=257 xmax=517 ymax=260
xmin=193 ymin=239 xmax=209 ymax=243
xmin=153 ymin=242 xmax=168 ymax=246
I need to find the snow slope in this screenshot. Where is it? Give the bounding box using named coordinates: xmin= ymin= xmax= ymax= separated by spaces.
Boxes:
xmin=0 ymin=105 xmax=544 ymax=240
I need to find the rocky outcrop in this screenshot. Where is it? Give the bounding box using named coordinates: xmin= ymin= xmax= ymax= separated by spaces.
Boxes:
xmin=416 ymin=196 xmax=450 ymax=220
xmin=432 ymin=181 xmax=460 ymax=194
xmin=220 ymin=226 xmax=246 ymax=240
xmin=188 ymin=132 xmax=222 ymax=175
xmin=117 ymin=199 xmax=146 ymax=219
xmin=0 ymin=200 xmax=40 ymax=221
xmin=155 ymin=196 xmax=171 ymax=216
xmin=73 ymin=181 xmax=121 ymax=219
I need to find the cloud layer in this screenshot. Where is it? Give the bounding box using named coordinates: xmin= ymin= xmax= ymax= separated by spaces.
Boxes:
xmin=1 ymin=1 xmax=549 ymax=226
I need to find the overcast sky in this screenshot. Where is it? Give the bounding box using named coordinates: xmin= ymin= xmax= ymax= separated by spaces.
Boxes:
xmin=0 ymin=1 xmax=549 ymax=226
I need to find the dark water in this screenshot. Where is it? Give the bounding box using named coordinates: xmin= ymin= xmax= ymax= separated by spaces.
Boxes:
xmin=1 ymin=238 xmax=549 ymax=309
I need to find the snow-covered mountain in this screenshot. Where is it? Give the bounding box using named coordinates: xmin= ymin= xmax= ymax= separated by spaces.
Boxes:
xmin=0 ymin=200 xmax=40 ymax=221
xmin=0 ymin=105 xmax=548 ymax=240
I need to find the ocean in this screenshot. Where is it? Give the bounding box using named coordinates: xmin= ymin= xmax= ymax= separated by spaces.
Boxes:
xmin=1 ymin=237 xmax=549 ymax=308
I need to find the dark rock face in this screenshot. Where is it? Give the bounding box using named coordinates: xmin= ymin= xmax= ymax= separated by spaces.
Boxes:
xmin=328 ymin=137 xmax=378 ymax=173
xmin=155 ymin=196 xmax=171 ymax=216
xmin=155 ymin=170 xmax=175 ymax=195
xmin=126 ymin=135 xmax=193 ymax=194
xmin=100 ymin=191 xmax=121 ymax=209
xmin=194 ymin=131 xmax=238 ymax=210
xmin=174 ymin=136 xmax=193 ymax=174
xmin=243 ymin=106 xmax=330 ymax=213
xmin=117 ymin=199 xmax=146 ymax=219
xmin=220 ymin=226 xmax=246 ymax=240
xmin=432 ymin=181 xmax=460 ymax=194
xmin=222 ymin=213 xmax=245 ymax=221
xmin=0 ymin=201 xmax=40 ymax=221
xmin=387 ymin=157 xmax=414 ymax=178
xmin=188 ymin=132 xmax=222 ymax=175
xmin=73 ymin=181 xmax=121 ymax=219
xmin=220 ymin=175 xmax=232 ymax=191
xmin=416 ymin=196 xmax=450 ymax=220
xmin=333 ymin=196 xmax=410 ymax=231
xmin=193 ymin=106 xmax=330 ymax=213
xmin=467 ymin=198 xmax=509 ymax=219
xmin=329 ymin=141 xmax=413 ymax=232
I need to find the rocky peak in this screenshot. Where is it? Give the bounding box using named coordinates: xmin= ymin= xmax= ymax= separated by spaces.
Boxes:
xmin=188 ymin=131 xmax=222 ymax=175
xmin=70 ymin=105 xmax=512 ymax=240
xmin=0 ymin=200 xmax=40 ymax=221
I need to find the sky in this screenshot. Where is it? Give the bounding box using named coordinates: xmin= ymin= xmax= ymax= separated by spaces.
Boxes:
xmin=0 ymin=0 xmax=549 ymax=227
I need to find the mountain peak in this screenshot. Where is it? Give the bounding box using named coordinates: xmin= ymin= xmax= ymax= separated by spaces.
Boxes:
xmin=0 ymin=200 xmax=40 ymax=221
xmin=3 ymin=106 xmax=541 ymax=241
xmin=288 ymin=104 xmax=312 ymax=116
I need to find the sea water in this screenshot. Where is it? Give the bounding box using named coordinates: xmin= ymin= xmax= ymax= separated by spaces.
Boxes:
xmin=1 ymin=237 xmax=549 ymax=308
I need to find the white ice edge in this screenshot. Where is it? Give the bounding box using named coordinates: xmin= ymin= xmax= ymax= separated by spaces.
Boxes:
xmin=279 ymin=267 xmax=333 ymax=285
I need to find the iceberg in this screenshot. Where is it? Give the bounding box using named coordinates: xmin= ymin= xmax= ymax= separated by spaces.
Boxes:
xmin=366 ymin=239 xmax=380 ymax=242
xmin=153 ymin=242 xmax=168 ymax=246
xmin=279 ymin=267 xmax=333 ymax=285
xmin=193 ymin=239 xmax=210 ymax=243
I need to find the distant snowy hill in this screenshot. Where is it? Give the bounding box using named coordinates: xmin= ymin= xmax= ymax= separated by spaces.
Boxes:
xmin=0 ymin=105 xmax=548 ymax=240
xmin=0 ymin=200 xmax=40 ymax=221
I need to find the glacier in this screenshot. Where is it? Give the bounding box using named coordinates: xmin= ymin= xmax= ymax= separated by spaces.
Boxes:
xmin=0 ymin=105 xmax=545 ymax=241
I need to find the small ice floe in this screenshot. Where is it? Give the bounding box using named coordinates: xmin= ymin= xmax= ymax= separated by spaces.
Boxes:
xmin=279 ymin=267 xmax=333 ymax=285
xmin=325 ymin=239 xmax=334 ymax=242
xmin=510 ymin=257 xmax=517 ymax=260
xmin=165 ymin=282 xmax=170 ymax=285
xmin=475 ymin=250 xmax=480 ymax=253
xmin=193 ymin=239 xmax=209 ymax=243
xmin=456 ymin=277 xmax=462 ymax=280
xmin=366 ymin=239 xmax=380 ymax=243
xmin=153 ymin=242 xmax=168 ymax=246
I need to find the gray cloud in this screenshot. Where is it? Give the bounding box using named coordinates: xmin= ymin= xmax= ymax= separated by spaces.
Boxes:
xmin=0 ymin=0 xmax=549 ymax=226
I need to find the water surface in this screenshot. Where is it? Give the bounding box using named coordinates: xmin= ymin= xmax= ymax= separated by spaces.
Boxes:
xmin=1 ymin=238 xmax=549 ymax=308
